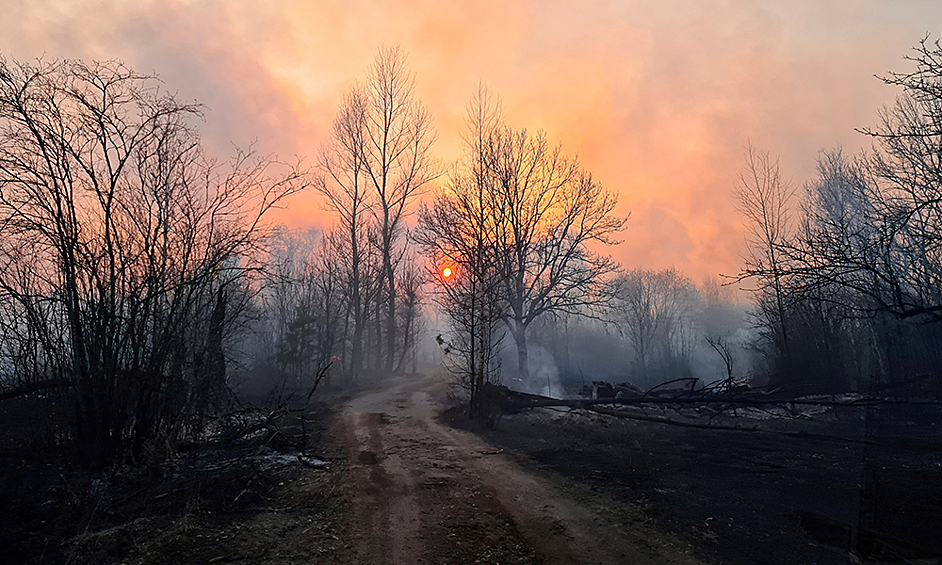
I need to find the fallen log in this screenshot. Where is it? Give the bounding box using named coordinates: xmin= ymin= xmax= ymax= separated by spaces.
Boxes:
xmin=500 ymin=387 xmax=942 ymax=411
xmin=585 ymin=405 xmax=758 ymax=432
xmin=0 ymin=378 xmax=73 ymax=401
xmin=499 ymin=387 xmax=941 ymax=440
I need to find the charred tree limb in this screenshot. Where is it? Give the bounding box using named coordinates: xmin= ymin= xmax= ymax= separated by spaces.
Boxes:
xmin=585 ymin=404 xmax=758 ymax=431
xmin=0 ymin=378 xmax=74 ymax=401
xmin=500 ymin=387 xmax=942 ymax=411
xmin=504 ymin=388 xmax=940 ymax=443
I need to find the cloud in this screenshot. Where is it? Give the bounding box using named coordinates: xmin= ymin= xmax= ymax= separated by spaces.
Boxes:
xmin=2 ymin=0 xmax=939 ymax=280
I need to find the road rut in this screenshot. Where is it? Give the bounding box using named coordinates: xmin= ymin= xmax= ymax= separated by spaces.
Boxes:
xmin=336 ymin=372 xmax=707 ymax=565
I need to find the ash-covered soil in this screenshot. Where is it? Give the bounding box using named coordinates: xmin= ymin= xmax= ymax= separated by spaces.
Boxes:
xmin=8 ymin=373 xmax=938 ymax=565
xmin=0 ymin=401 xmax=351 ymax=565
xmin=445 ymin=402 xmax=942 ymax=565
xmin=2 ymin=374 xmax=707 ymax=565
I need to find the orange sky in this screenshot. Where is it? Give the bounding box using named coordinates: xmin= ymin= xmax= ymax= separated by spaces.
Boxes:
xmin=4 ymin=0 xmax=941 ymax=282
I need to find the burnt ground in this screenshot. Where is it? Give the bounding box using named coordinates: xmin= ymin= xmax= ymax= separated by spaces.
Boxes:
xmin=2 ymin=373 xmax=708 ymax=565
xmin=0 ymin=399 xmax=352 ymax=565
xmin=5 ymin=373 xmax=940 ymax=565
xmin=446 ymin=401 xmax=942 ymax=565
xmin=335 ymin=371 xmax=706 ymax=565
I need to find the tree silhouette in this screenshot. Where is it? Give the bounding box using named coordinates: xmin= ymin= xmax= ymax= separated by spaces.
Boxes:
xmin=0 ymin=57 xmax=304 ymax=467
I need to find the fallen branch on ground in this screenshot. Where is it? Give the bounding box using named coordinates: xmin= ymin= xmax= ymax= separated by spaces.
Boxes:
xmin=0 ymin=378 xmax=73 ymax=401
xmin=500 ymin=387 xmax=942 ymax=411
xmin=585 ymin=405 xmax=758 ymax=431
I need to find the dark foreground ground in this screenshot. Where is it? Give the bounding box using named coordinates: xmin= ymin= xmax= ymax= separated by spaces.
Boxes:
xmin=1 ymin=373 xmax=704 ymax=565
xmin=0 ymin=400 xmax=352 ymax=565
xmin=446 ymin=401 xmax=942 ymax=565
xmin=4 ymin=377 xmax=940 ymax=565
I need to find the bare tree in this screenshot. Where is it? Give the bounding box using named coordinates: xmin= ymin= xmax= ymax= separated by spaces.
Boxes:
xmin=0 ymin=57 xmax=304 ymax=467
xmin=735 ymin=145 xmax=797 ymax=370
xmin=260 ymin=227 xmax=341 ymax=398
xmin=317 ymin=47 xmax=437 ymax=374
xmin=419 ymin=85 xmax=625 ymax=406
xmin=316 ymin=88 xmax=371 ymax=380
xmin=415 ymin=86 xmax=506 ymax=419
xmin=486 ymin=122 xmax=626 ymax=381
xmin=732 ymin=39 xmax=942 ymax=392
xmin=781 ymin=39 xmax=942 ymax=322
xmin=395 ymin=259 xmax=424 ymax=374
xmin=611 ymin=268 xmax=698 ymax=385
xmin=769 ymin=145 xmax=940 ymax=390
xmin=361 ymin=47 xmax=438 ymax=371
xmin=705 ymin=335 xmax=735 ymax=389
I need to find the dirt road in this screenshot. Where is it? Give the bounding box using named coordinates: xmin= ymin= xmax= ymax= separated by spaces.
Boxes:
xmin=335 ymin=372 xmax=706 ymax=565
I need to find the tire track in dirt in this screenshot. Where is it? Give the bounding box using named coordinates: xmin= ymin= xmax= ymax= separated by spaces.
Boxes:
xmin=336 ymin=372 xmax=708 ymax=565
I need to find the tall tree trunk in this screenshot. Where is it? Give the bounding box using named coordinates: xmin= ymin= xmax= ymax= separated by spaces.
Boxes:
xmin=352 ymin=304 xmax=364 ymax=376
xmin=514 ymin=321 xmax=529 ymax=381
xmin=468 ymin=289 xmax=479 ymax=418
xmin=363 ymin=302 xmax=372 ymax=371
xmin=375 ymin=290 xmax=383 ymax=372
xmin=386 ymin=255 xmax=396 ymax=372
xmin=339 ymin=308 xmax=350 ymax=383
xmin=350 ymin=226 xmax=363 ymax=382
xmin=395 ymin=305 xmax=413 ymax=374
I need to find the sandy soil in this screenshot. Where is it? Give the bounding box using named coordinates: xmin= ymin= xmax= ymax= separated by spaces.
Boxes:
xmin=335 ymin=371 xmax=707 ymax=565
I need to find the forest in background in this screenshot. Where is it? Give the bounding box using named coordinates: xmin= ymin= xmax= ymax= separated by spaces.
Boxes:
xmin=1 ymin=38 xmax=941 ymax=469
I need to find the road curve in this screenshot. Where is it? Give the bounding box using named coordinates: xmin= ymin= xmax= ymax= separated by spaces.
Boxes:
xmin=335 ymin=371 xmax=707 ymax=565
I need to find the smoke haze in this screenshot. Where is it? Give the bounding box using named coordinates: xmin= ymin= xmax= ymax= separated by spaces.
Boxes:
xmin=4 ymin=1 xmax=939 ymax=280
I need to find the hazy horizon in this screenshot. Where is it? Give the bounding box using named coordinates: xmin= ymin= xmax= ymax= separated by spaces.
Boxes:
xmin=5 ymin=0 xmax=941 ymax=282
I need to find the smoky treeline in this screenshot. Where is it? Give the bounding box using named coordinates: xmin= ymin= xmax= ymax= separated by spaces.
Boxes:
xmin=2 ymin=38 xmax=942 ymax=469
xmin=736 ymin=38 xmax=942 ymax=395
xmin=0 ymin=48 xmax=436 ymax=469
xmin=0 ymin=58 xmax=309 ymax=468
